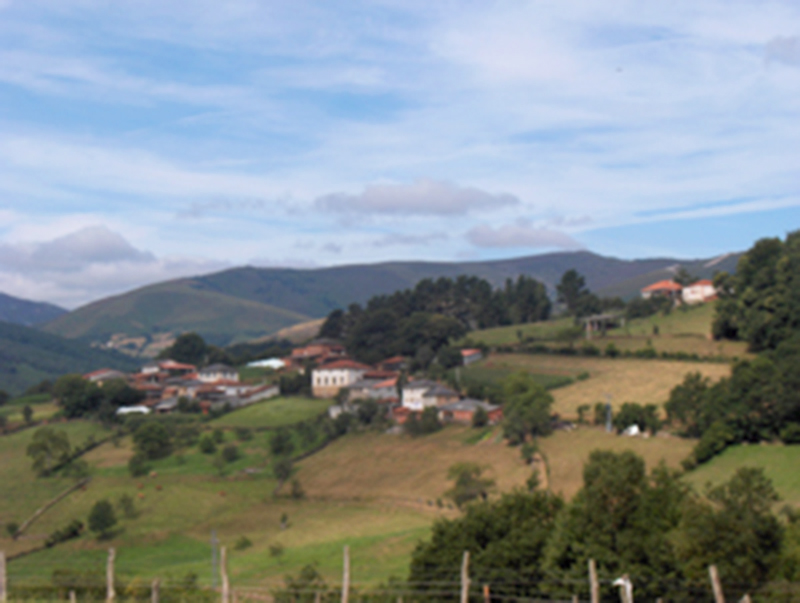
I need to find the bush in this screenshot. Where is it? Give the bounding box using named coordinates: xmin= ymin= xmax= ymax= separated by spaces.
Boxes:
xmin=221 ymin=444 xmax=240 ymax=463
xmin=118 ymin=494 xmax=137 ymax=519
xmin=780 ymin=423 xmax=800 ymax=445
xmin=199 ymin=434 xmax=217 ymax=454
xmin=5 ymin=522 xmax=18 ymax=538
xmin=88 ymin=500 xmax=117 ymax=538
xmin=234 ymin=536 xmax=252 ymax=550
xmin=693 ymin=421 xmax=736 ymax=464
xmin=128 ymin=453 xmax=150 ymax=478
xmin=580 ymin=344 xmax=600 ymax=356
xmin=290 ymin=479 xmax=305 ymax=500
xmin=235 ymin=427 xmax=253 ymax=442
xmin=269 ymin=428 xmax=295 ymax=456
xmin=132 ymin=422 xmax=172 ymax=460
xmin=605 ymin=343 xmax=620 ymax=358
xmin=212 ymin=428 xmax=225 ymax=444
xmin=45 ymin=519 xmax=84 ymax=548
xmin=613 ymin=402 xmax=661 ymax=434
xmin=593 ymin=402 xmax=608 ymax=426
xmin=472 ymin=406 xmax=489 ymax=428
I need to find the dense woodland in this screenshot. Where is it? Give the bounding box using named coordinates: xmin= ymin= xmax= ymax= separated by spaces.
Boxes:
xmin=319 ymin=275 xmax=551 ymax=365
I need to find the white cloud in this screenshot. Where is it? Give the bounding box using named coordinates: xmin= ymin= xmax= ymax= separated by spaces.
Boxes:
xmin=372 ymin=232 xmax=448 ymax=248
xmin=467 ymin=221 xmax=584 ymax=250
xmin=315 ymin=180 xmax=519 ymax=216
xmin=0 ymin=226 xmax=227 ymax=308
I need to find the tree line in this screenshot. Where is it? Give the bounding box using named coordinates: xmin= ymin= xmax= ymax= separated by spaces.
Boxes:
xmin=319 ymin=275 xmax=551 ymax=365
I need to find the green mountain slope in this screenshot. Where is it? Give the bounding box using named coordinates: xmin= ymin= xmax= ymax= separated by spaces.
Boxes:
xmin=42 ymin=279 xmax=312 ymax=346
xmin=42 ymin=250 xmax=739 ymax=347
xmin=0 ymin=292 xmax=66 ymax=326
xmin=0 ymin=321 xmax=138 ymax=395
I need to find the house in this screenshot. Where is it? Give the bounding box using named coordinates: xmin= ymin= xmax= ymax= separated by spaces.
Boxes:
xmin=346 ymin=373 xmax=398 ymax=402
xmin=290 ymin=340 xmax=346 ymax=363
xmin=640 ymin=280 xmax=683 ymax=301
xmin=311 ymin=359 xmax=372 ymax=398
xmin=84 ymin=369 xmax=128 ymax=385
xmin=378 ymin=355 xmax=407 ymax=372
xmin=460 ymin=349 xmax=483 ymax=366
xmin=198 ymin=364 xmax=239 ymax=383
xmin=682 ymin=279 xmax=716 ymax=305
xmin=401 ymin=379 xmax=460 ymax=411
xmin=438 ymin=399 xmax=503 ymax=425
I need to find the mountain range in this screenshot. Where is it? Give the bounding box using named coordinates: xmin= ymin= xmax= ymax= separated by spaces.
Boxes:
xmin=40 ymin=250 xmax=741 ymax=350
xmin=0 ymin=292 xmax=66 ymax=326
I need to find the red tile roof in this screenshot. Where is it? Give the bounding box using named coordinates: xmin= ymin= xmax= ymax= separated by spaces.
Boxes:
xmin=641 ymin=280 xmax=683 ymax=293
xmin=316 ymin=359 xmax=372 ymax=371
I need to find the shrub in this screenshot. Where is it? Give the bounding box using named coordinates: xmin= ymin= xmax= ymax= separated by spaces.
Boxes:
xmin=234 ymin=427 xmax=253 ymax=442
xmin=221 ymin=444 xmax=240 ymax=463
xmin=472 ymin=406 xmax=489 ymax=428
xmin=780 ymin=423 xmax=800 ymax=445
xmin=580 ymin=344 xmax=600 ymax=356
xmin=45 ymin=519 xmax=84 ymax=548
xmin=5 ymin=522 xmax=18 ymax=538
xmin=132 ymin=422 xmax=172 ymax=460
xmin=290 ymin=479 xmax=305 ymax=500
xmin=605 ymin=343 xmax=620 ymax=358
xmin=88 ymin=500 xmax=117 ymax=538
xmin=212 ymin=429 xmax=224 ymax=444
xmin=577 ymin=404 xmax=590 ymax=424
xmin=269 ymin=543 xmax=285 ymax=557
xmin=234 ymin=536 xmax=252 ymax=550
xmin=199 ymin=434 xmax=217 ymax=454
xmin=693 ymin=421 xmax=736 ymax=464
xmin=118 ymin=494 xmax=137 ymax=519
xmin=128 ymin=453 xmax=150 ymax=478
xmin=269 ymin=428 xmax=295 ymax=456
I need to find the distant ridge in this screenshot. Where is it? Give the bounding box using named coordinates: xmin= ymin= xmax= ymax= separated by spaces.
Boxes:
xmin=0 ymin=320 xmax=138 ymax=395
xmin=42 ymin=250 xmax=741 ymax=349
xmin=0 ymin=291 xmax=66 ymax=326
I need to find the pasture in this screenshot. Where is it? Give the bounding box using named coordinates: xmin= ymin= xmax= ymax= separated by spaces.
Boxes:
xmin=210 ymin=396 xmax=332 ymax=428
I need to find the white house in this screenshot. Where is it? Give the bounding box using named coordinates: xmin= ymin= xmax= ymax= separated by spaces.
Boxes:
xmin=198 ymin=364 xmax=239 ymax=383
xmin=311 ymin=359 xmax=372 ymax=398
xmin=401 ymin=380 xmax=460 ymax=411
xmin=460 ymin=348 xmax=483 ymax=366
xmin=682 ymin=279 xmax=716 ymax=305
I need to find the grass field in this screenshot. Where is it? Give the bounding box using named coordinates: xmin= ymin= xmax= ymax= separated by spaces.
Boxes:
xmin=210 ymin=397 xmax=332 ymax=429
xmin=458 ymin=318 xmax=574 ymax=347
xmin=686 ymin=443 xmax=800 ymax=506
xmin=476 ymin=354 xmax=731 ymax=418
xmin=539 ymin=427 xmax=694 ymax=499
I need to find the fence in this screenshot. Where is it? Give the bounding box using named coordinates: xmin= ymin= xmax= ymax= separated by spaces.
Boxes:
xmin=0 ymin=546 xmax=781 ymax=602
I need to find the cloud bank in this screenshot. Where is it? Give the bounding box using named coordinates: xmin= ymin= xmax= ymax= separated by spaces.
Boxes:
xmin=467 ymin=221 xmax=584 ymax=250
xmin=315 ymin=180 xmax=519 ymax=216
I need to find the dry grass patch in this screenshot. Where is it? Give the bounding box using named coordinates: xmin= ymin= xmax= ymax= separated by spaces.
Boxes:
xmin=297 ymin=426 xmax=530 ymax=504
xmin=486 ymin=354 xmax=731 ymax=418
xmin=539 ymin=427 xmax=694 ymax=499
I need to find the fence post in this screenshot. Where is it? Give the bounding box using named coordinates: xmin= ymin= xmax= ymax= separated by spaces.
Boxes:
xmin=151 ymin=578 xmax=160 ymax=603
xmin=341 ymin=545 xmax=350 ymax=603
xmin=106 ymin=548 xmax=116 ymax=602
xmin=221 ymin=546 xmax=230 ymax=603
xmin=709 ymin=565 xmax=725 ymax=603
xmin=70 ymin=590 xmax=77 ymax=603
xmin=460 ymin=551 xmax=470 ymax=603
xmin=483 ymin=584 xmax=490 ymax=603
xmin=588 ymin=559 xmax=599 ymax=603
xmin=0 ymin=550 xmax=6 ymax=603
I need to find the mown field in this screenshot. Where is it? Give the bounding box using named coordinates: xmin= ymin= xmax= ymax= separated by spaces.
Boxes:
xmin=686 ymin=443 xmax=800 ymax=506
xmin=467 ymin=354 xmax=730 ymax=418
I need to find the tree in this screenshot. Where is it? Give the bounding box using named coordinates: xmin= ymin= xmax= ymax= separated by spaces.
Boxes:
xmin=502 ymin=372 xmax=554 ymax=444
xmin=673 ymin=267 xmax=699 ymax=286
xmin=27 ymin=427 xmax=71 ymax=476
xmin=102 ymin=379 xmax=145 ymax=408
xmin=53 ymin=374 xmax=104 ymax=418
xmin=162 ymin=332 xmax=207 ymax=365
xmin=273 ymin=457 xmax=293 ymax=486
xmin=132 ymin=421 xmax=172 ymax=460
xmin=445 ymin=462 xmax=496 ymax=508
xmin=436 ymin=345 xmax=463 ymax=369
xmin=543 ymin=451 xmax=687 ymax=601
xmin=675 ymin=467 xmax=784 ymax=599
xmin=22 ymin=404 xmax=34 ymax=424
xmin=269 ymin=427 xmax=295 ymax=457
xmin=198 ymin=434 xmax=217 ymax=454
xmin=88 ymin=499 xmax=117 ymax=539
xmin=472 ymin=406 xmax=489 ymax=428
xmin=409 ymin=490 xmax=563 ymax=599
xmin=0 ymin=390 xmax=8 ymax=406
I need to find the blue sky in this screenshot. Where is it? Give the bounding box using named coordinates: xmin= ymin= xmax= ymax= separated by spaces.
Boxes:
xmin=1 ymin=0 xmax=799 ymax=307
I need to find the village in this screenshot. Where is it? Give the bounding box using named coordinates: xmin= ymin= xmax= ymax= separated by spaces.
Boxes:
xmin=83 ymin=276 xmax=717 ymax=430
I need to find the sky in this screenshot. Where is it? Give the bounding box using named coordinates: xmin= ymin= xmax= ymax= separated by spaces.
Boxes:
xmin=1 ymin=0 xmax=800 ymax=309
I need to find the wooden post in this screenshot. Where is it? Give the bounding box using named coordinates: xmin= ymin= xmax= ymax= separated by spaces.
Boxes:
xmin=106 ymin=548 xmax=116 ymax=602
xmin=151 ymin=578 xmax=160 ymax=603
xmin=0 ymin=550 xmax=6 ymax=603
xmin=460 ymin=551 xmax=470 ymax=603
xmin=341 ymin=545 xmax=350 ymax=603
xmin=483 ymin=584 xmax=490 ymax=603
xmin=315 ymin=591 xmax=321 ymax=603
xmin=709 ymin=565 xmax=725 ymax=603
xmin=572 ymin=595 xmax=578 ymax=603
xmin=588 ymin=559 xmax=599 ymax=603
xmin=69 ymin=590 xmax=77 ymax=603
xmin=221 ymin=546 xmax=230 ymax=603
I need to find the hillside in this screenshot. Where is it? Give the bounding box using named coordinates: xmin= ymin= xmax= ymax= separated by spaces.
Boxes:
xmin=43 ymin=250 xmax=737 ymax=349
xmin=0 ymin=291 xmax=66 ymax=326
xmin=0 ymin=321 xmax=138 ymax=395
